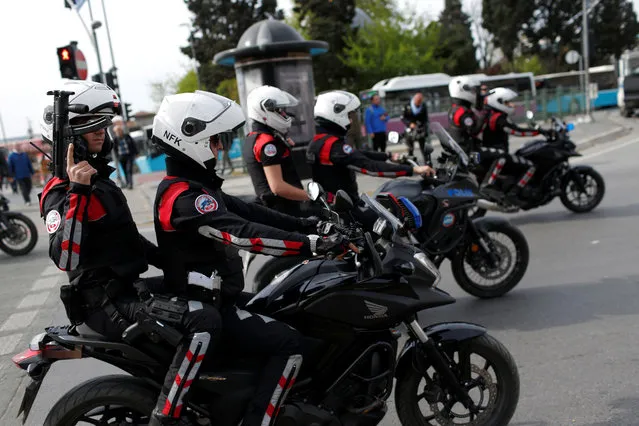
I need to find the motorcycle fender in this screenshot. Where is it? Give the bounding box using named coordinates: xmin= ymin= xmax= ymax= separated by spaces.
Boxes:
xmin=395 ymin=322 xmax=487 ymax=378
xmin=562 ymin=165 xmax=593 ymax=192
xmin=471 ymin=216 xmax=513 ymax=238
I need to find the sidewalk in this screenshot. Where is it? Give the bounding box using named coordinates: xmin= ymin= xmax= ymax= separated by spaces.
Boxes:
xmin=126 ymin=109 xmax=631 ymax=223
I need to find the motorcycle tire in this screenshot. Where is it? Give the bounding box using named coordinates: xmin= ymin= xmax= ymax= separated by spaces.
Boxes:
xmin=0 ymin=212 xmax=38 ymax=256
xmin=44 ymin=375 xmax=157 ymax=426
xmin=395 ymin=334 xmax=520 ymax=426
xmin=254 ymin=256 xmax=308 ymax=293
xmin=452 ymin=223 xmax=529 ymax=299
xmin=560 ymin=167 xmax=605 ymax=213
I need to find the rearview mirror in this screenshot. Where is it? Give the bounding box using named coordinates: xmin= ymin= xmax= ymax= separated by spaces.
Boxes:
xmin=306 ymin=181 xmax=323 ymax=201
xmin=333 ymin=190 xmax=354 ymax=213
xmin=387 ymin=131 xmax=399 ymax=144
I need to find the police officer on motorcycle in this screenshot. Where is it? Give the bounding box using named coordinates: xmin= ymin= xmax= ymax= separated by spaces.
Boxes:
xmin=447 ymin=76 xmax=485 ymax=153
xmin=243 ymin=85 xmax=317 ymax=217
xmin=307 ymin=90 xmax=434 ymax=203
xmin=401 ymin=92 xmax=430 ymax=161
xmin=480 ymin=87 xmax=546 ymax=204
xmin=151 ymin=90 xmax=343 ymax=426
xmin=38 ymin=81 xmax=221 ymax=426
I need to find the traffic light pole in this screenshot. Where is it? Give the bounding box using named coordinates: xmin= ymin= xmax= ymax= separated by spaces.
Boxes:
xmin=99 ymin=0 xmax=127 ymax=122
xmin=86 ymin=0 xmax=106 ymax=84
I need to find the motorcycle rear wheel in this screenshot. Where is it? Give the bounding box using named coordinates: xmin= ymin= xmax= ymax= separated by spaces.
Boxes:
xmin=395 ymin=334 xmax=520 ymax=426
xmin=0 ymin=212 xmax=38 ymax=256
xmin=43 ymin=375 xmax=156 ymax=426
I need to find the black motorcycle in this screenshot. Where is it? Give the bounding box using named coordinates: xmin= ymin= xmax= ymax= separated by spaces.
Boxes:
xmin=0 ymin=194 xmax=37 ymax=256
xmin=471 ymin=112 xmax=605 ymax=218
xmin=12 ymin=190 xmax=520 ymax=426
xmin=400 ymin=125 xmax=434 ymax=165
xmin=249 ymin=124 xmax=529 ymax=299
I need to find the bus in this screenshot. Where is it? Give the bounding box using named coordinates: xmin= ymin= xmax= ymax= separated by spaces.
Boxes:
xmin=533 ymin=65 xmax=618 ymax=113
xmin=359 ymin=72 xmax=536 ymax=133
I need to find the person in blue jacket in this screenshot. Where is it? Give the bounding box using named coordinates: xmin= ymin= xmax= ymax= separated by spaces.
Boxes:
xmin=364 ymin=94 xmax=389 ymax=152
xmin=8 ymin=147 xmax=34 ymax=205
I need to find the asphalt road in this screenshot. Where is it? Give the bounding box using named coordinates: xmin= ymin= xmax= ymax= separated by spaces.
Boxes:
xmin=1 ymin=118 xmax=638 ymax=425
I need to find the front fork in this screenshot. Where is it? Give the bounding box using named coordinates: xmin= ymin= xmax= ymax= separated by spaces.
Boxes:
xmin=406 ymin=320 xmax=476 ymax=410
xmin=467 ymin=220 xmax=500 ymax=268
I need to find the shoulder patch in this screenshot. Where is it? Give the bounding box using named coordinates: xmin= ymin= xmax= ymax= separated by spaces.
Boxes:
xmin=342 ymin=144 xmax=353 ymax=154
xmin=194 ymin=194 xmax=218 ymax=214
xmin=264 ymin=143 xmax=277 ymax=157
xmin=46 ymin=210 xmax=62 ymax=234
xmin=463 ymin=116 xmax=474 ymax=127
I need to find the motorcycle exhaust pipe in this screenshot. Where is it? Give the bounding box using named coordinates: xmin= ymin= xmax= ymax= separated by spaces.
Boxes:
xmin=476 ymin=199 xmax=510 ymax=212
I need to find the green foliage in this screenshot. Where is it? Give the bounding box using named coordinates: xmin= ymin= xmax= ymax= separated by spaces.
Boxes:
xmin=294 ymin=0 xmax=357 ymax=91
xmin=175 ymin=70 xmax=200 ymax=94
xmin=341 ymin=5 xmax=443 ymax=92
xmin=216 ymin=78 xmax=239 ymax=102
xmin=503 ymin=55 xmax=546 ymax=75
xmin=182 ymin=0 xmax=283 ymax=92
xmin=435 ymin=0 xmax=478 ymax=75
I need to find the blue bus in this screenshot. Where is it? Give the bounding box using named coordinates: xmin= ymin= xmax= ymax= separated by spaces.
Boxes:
xmin=534 ymin=65 xmax=618 ymax=113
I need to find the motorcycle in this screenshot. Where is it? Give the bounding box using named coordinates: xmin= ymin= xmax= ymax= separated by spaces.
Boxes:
xmin=13 ymin=187 xmax=520 ymax=426
xmin=403 ymin=125 xmax=434 ymax=165
xmin=249 ymin=124 xmax=529 ymax=299
xmin=470 ymin=111 xmax=605 ymax=218
xmin=0 ymin=193 xmax=38 ymax=256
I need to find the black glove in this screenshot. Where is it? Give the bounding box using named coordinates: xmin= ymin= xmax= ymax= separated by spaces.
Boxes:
xmin=299 ymin=216 xmax=320 ymax=233
xmin=309 ymin=233 xmax=348 ymax=256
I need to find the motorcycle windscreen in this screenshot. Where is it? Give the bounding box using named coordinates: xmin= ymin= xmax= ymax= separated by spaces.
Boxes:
xmin=430 ymin=122 xmax=470 ymax=167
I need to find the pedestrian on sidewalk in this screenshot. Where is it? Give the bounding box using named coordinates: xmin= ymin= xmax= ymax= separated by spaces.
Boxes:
xmin=8 ymin=146 xmax=34 ymax=205
xmin=113 ymin=122 xmax=138 ymax=189
xmin=364 ymin=94 xmax=389 ymax=153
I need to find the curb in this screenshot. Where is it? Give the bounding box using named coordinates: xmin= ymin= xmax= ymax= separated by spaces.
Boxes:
xmin=574 ymin=126 xmax=632 ymax=152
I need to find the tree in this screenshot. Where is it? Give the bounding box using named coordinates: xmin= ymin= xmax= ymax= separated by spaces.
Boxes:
xmin=149 ymin=74 xmax=178 ymax=110
xmin=342 ymin=5 xmax=442 ymax=92
xmin=176 ymin=70 xmax=200 ymax=94
xmin=589 ymin=0 xmax=639 ymax=64
xmin=294 ymin=0 xmax=357 ymax=91
xmin=467 ymin=0 xmax=496 ymax=69
xmin=216 ymin=78 xmax=239 ymax=102
xmin=182 ymin=0 xmax=283 ymax=94
xmin=435 ymin=0 xmax=479 ymax=75
xmin=482 ymin=0 xmax=534 ymax=63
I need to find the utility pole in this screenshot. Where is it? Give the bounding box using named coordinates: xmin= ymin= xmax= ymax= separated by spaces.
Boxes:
xmin=582 ymin=0 xmax=592 ymax=121
xmin=99 ymin=0 xmax=128 ymax=122
xmin=0 ymin=111 xmax=7 ymax=144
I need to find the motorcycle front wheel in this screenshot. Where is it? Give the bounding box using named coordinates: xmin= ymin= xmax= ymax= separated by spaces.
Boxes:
xmin=0 ymin=212 xmax=38 ymax=256
xmin=451 ymin=224 xmax=529 ymax=298
xmin=395 ymin=334 xmax=520 ymax=426
xmin=560 ymin=167 xmax=605 ymax=213
xmin=44 ymin=375 xmax=156 ymax=426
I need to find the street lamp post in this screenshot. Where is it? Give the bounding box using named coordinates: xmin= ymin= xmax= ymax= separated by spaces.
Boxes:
xmin=180 ymin=23 xmax=200 ymax=90
xmin=0 ymin=111 xmax=7 ymax=144
xmin=86 ymin=0 xmax=106 ymax=84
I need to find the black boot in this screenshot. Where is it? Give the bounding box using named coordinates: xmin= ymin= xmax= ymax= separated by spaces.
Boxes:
xmin=148 ymin=409 xmax=195 ymax=426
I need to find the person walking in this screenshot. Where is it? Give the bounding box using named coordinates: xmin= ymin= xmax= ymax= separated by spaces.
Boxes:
xmin=113 ymin=123 xmax=138 ymax=189
xmin=8 ymin=146 xmax=34 ymax=205
xmin=364 ymin=94 xmax=389 ymax=152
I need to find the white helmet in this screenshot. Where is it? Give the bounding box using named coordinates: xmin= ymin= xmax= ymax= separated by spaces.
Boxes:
xmin=448 ymin=76 xmax=482 ymax=105
xmin=152 ymin=90 xmax=245 ymax=173
xmin=484 ymin=87 xmax=518 ymax=115
xmin=40 ymin=79 xmax=120 ymax=142
xmin=247 ymin=85 xmax=299 ymax=135
xmin=314 ymin=90 xmax=361 ymax=131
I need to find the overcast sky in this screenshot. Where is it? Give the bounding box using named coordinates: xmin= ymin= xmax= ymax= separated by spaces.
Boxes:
xmin=1 ymin=0 xmax=638 ymax=139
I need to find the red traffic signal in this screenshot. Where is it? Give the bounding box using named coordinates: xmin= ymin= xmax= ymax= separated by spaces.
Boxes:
xmin=57 ymin=43 xmax=79 ymax=79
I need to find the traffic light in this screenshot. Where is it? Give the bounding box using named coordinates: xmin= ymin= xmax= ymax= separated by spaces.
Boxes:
xmin=124 ymin=103 xmax=133 ymax=120
xmin=57 ymin=43 xmax=79 ymax=79
xmin=91 ymin=70 xmax=118 ymax=92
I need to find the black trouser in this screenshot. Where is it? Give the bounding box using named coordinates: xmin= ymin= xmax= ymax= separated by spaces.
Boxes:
xmin=83 ymin=291 xmax=221 ymax=420
xmin=404 ymin=132 xmax=428 ymax=161
xmin=372 ymin=132 xmax=386 ymax=152
xmin=119 ymin=155 xmax=135 ymax=189
xmin=17 ymin=177 xmax=32 ymax=203
xmin=479 ymin=147 xmax=536 ymax=192
xmin=221 ymin=305 xmax=303 ymax=426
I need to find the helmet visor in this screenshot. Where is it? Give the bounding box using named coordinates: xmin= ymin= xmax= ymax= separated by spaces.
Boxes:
xmin=180 ymin=91 xmax=241 ymax=138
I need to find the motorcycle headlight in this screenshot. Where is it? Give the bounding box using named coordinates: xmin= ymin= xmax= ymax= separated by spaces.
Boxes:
xmin=413 ymin=252 xmax=441 ymax=287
